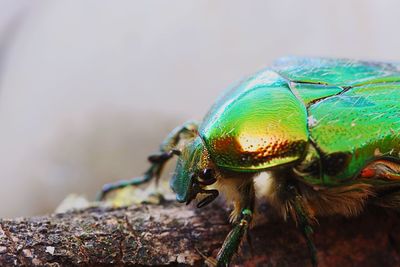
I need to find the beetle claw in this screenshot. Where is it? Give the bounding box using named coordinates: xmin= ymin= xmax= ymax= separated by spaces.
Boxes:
xmin=197 ymin=189 xmax=219 ymax=208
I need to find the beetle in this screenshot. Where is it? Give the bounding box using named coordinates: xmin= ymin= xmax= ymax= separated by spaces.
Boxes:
xmin=98 ymin=57 xmax=400 ymax=266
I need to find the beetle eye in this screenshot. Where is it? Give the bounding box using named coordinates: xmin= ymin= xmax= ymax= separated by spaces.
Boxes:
xmin=198 ymin=168 xmax=216 ymax=185
xmin=203 ymin=168 xmax=213 ymax=180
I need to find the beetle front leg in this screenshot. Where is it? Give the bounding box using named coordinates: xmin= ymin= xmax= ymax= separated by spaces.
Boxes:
xmin=97 ymin=121 xmax=198 ymax=201
xmin=209 ymin=181 xmax=255 ymax=267
xmin=213 ymin=208 xmax=253 ymax=266
xmin=96 ymin=149 xmax=180 ymax=200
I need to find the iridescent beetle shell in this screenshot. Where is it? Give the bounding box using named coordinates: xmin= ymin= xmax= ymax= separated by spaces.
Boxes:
xmin=195 ymin=57 xmax=400 ymax=187
xmin=199 ymin=70 xmax=308 ymax=171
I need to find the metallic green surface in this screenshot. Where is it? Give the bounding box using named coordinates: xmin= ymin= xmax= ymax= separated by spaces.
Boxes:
xmin=289 ymin=83 xmax=343 ymax=105
xmin=200 ymin=70 xmax=308 ymax=171
xmin=309 ymin=82 xmax=400 ymax=184
xmin=170 ymin=137 xmax=203 ymax=202
xmin=273 ymin=57 xmax=400 ymax=86
xmin=199 ymin=56 xmax=400 ymax=186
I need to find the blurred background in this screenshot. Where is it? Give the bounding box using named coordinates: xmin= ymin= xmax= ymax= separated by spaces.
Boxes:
xmin=0 ymin=0 xmax=400 ymax=217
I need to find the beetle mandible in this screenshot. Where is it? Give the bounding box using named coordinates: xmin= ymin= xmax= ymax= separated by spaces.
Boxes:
xmin=99 ymin=57 xmax=400 ymax=266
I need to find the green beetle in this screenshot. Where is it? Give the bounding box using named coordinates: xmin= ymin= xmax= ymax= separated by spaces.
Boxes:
xmin=99 ymin=57 xmax=400 ymax=266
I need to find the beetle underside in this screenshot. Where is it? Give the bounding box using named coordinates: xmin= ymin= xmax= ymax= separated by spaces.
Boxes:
xmin=256 ymin=158 xmax=400 ymax=220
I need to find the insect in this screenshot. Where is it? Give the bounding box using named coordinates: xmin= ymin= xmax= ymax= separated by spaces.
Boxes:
xmin=98 ymin=57 xmax=400 ymax=266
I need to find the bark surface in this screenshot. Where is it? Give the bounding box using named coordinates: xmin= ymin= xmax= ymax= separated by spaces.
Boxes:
xmin=0 ymin=200 xmax=399 ymax=266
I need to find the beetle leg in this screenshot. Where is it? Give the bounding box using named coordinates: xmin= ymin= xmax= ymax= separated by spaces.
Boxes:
xmin=96 ymin=150 xmax=179 ymax=200
xmin=215 ymin=181 xmax=255 ymax=267
xmin=287 ymin=184 xmax=318 ymax=267
xmin=97 ymin=121 xmax=198 ymax=201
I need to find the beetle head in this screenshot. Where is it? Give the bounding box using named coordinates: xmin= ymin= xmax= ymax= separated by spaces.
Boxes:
xmin=170 ymin=136 xmax=219 ymax=207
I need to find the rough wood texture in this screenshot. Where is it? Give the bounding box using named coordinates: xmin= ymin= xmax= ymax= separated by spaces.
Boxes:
xmin=0 ymin=200 xmax=400 ymax=266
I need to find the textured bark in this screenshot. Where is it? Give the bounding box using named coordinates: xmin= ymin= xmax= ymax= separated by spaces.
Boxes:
xmin=0 ymin=200 xmax=400 ymax=266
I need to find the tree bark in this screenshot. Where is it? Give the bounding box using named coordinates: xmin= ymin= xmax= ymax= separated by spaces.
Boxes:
xmin=0 ymin=200 xmax=400 ymax=266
